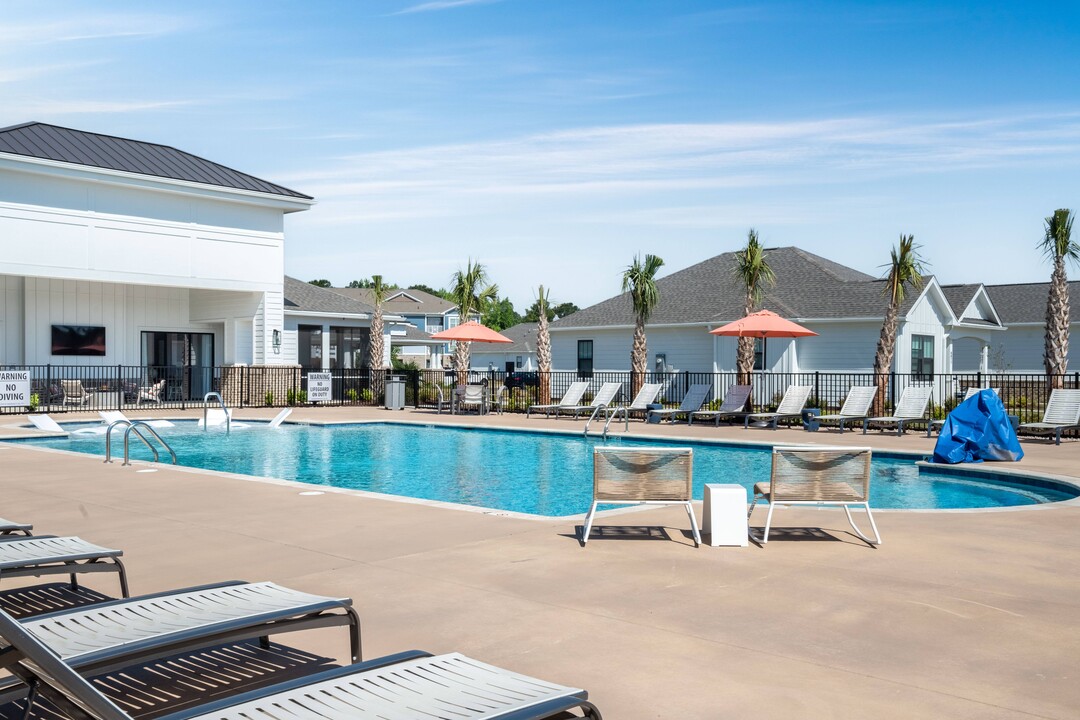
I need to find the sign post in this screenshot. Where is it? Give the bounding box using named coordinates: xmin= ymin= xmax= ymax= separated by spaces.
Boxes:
xmin=307 ymin=372 xmax=332 ymax=403
xmin=0 ymin=371 xmax=31 ymax=408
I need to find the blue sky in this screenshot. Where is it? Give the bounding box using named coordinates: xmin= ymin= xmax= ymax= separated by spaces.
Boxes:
xmin=2 ymin=0 xmax=1079 ymax=311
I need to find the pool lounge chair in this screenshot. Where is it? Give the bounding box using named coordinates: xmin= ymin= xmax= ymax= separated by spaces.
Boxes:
xmin=0 ymin=518 xmax=32 ymax=536
xmin=742 ymin=385 xmax=812 ymax=429
xmin=61 ymin=380 xmax=90 ymax=407
xmin=1018 ymin=388 xmax=1080 ymax=445
xmin=648 ymin=383 xmax=712 ymax=423
xmin=688 ymin=384 xmax=752 ymax=426
xmin=0 ymin=535 xmax=128 ymax=597
xmin=816 ymin=385 xmax=876 ymax=433
xmin=527 ymin=380 xmax=590 ymax=418
xmin=863 ymin=385 xmax=933 ymax=436
xmin=137 ymin=378 xmax=165 ymax=404
xmin=749 ymin=446 xmax=880 ymax=546
xmin=0 ymin=581 xmax=360 ymax=702
xmin=601 ymin=382 xmax=663 ymax=432
xmin=27 ymin=414 xmax=65 ymax=433
xmin=927 ymin=387 xmax=999 ymax=436
xmin=583 ymin=446 xmax=700 ymax=547
xmin=558 ymin=381 xmax=622 ymax=419
xmin=0 ymin=608 xmax=602 ymax=720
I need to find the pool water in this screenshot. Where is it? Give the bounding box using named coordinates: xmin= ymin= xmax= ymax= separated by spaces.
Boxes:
xmin=12 ymin=422 xmax=1077 ymax=516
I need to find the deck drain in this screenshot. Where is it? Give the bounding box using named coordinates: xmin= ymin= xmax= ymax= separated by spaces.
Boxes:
xmin=298 ymin=491 xmax=325 ymax=496
xmin=135 ymin=469 xmax=158 ymax=473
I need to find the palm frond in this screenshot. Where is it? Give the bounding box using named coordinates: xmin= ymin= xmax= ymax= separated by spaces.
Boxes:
xmin=1041 ymin=208 xmax=1077 ymax=263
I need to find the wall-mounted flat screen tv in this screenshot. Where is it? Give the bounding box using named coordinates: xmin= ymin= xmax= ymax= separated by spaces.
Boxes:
xmin=51 ymin=325 xmax=107 ymax=356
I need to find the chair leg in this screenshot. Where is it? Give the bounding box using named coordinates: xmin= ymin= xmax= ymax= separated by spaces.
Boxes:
xmin=762 ymin=503 xmax=775 ymax=544
xmin=843 ymin=504 xmax=882 ymax=545
xmin=684 ymin=502 xmax=701 ymax=547
xmin=581 ymin=501 xmax=599 ymax=546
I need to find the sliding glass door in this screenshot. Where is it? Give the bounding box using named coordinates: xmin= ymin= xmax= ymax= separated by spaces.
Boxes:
xmin=141 ymin=332 xmax=215 ymax=400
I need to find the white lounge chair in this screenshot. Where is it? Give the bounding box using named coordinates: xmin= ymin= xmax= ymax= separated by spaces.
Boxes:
xmin=743 ymin=385 xmax=812 ymax=429
xmin=0 ymin=581 xmax=360 ymax=696
xmin=61 ymin=379 xmax=90 ymax=407
xmin=26 ymin=414 xmax=65 ymax=433
xmin=689 ymin=384 xmax=752 ymax=426
xmin=602 ymin=382 xmax=663 ymax=432
xmin=0 ymin=535 xmax=128 ymax=597
xmin=863 ymin=385 xmax=933 ymax=436
xmin=648 ymin=383 xmax=712 ymax=423
xmin=558 ymin=381 xmax=622 ymax=419
xmin=490 ymin=385 xmax=509 ymax=414
xmin=527 ymin=380 xmax=589 ymax=418
xmin=583 ymin=446 xmax=700 ymax=547
xmin=749 ymin=446 xmax=880 ymax=546
xmin=268 ymin=407 xmax=293 ymax=427
xmin=1019 ymin=388 xmax=1080 ymax=445
xmin=96 ymin=411 xmax=175 ymax=430
xmin=454 ymin=384 xmax=487 ymax=414
xmin=816 ymin=386 xmax=876 ymax=433
xmin=0 ymin=518 xmax=32 ymax=536
xmin=137 ymin=378 xmax=165 ymax=403
xmin=0 ymin=609 xmax=602 ymax=720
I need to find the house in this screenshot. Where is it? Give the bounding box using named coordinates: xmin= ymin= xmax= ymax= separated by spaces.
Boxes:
xmin=0 ymin=122 xmax=322 ymax=401
xmin=470 ymin=322 xmax=539 ymax=372
xmin=332 ymin=287 xmax=479 ymax=368
xmin=977 ymin=282 xmax=1080 ymax=373
xmin=549 ymin=247 xmax=1010 ymax=388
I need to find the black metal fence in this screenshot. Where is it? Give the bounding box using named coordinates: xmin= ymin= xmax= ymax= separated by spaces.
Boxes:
xmin=3 ymin=364 xmax=1079 ymax=426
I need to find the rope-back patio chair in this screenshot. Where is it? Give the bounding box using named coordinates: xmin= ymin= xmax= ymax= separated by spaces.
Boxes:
xmin=582 ymin=446 xmax=700 ymax=547
xmin=749 ymin=446 xmax=880 ymax=546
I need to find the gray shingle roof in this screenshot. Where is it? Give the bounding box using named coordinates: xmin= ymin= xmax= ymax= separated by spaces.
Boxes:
xmin=0 ymin=122 xmax=311 ymax=200
xmin=388 ymin=323 xmax=439 ymax=344
xmin=552 ymin=246 xmax=922 ymax=328
xmin=984 ymin=282 xmax=1080 ymax=323
xmin=473 ymin=322 xmax=538 ymax=353
xmin=940 ymin=284 xmax=981 ymax=317
xmin=333 ymin=287 xmax=457 ymax=315
xmin=284 ymin=277 xmax=374 ymax=316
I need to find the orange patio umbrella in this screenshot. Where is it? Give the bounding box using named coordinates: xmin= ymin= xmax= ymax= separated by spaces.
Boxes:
xmin=429 ymin=320 xmax=513 ymax=344
xmin=709 ymin=310 xmax=817 ymax=368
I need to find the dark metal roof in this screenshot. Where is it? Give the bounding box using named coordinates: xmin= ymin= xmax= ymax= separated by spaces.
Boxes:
xmin=284 ymin=277 xmax=374 ymax=316
xmin=0 ymin=122 xmax=311 ymax=200
xmin=984 ymin=282 xmax=1080 ymax=324
xmin=552 ymin=247 xmax=923 ymax=328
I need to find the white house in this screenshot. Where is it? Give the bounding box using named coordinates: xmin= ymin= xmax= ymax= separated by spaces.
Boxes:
xmin=470 ymin=322 xmax=539 ymax=373
xmin=549 ymin=247 xmax=1027 ymax=402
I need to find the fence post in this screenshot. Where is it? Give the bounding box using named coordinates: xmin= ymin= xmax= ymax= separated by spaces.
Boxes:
xmin=976 ymin=370 xmax=982 ymax=390
xmin=412 ymin=369 xmax=420 ymax=408
xmin=116 ymin=365 xmax=122 ymax=410
xmin=1075 ymin=371 xmax=1079 ymax=390
xmin=814 ymin=371 xmax=820 ymax=407
xmin=889 ymin=371 xmax=896 ymax=410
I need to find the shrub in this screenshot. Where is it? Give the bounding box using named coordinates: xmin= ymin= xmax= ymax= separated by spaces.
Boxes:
xmin=360 ymin=388 xmax=373 ymax=403
xmin=345 ymin=388 xmax=359 ymax=402
xmin=286 ymin=388 xmax=299 ymax=405
xmin=29 ymin=393 xmax=39 ymax=411
xmin=264 ymin=391 xmax=274 ymax=406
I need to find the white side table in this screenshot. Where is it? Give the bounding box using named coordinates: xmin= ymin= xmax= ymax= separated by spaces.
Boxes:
xmin=702 ymin=484 xmax=749 ymax=547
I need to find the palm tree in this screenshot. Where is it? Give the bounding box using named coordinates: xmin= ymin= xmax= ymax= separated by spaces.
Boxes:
xmin=622 ymin=253 xmax=664 ymax=396
xmin=449 ymin=259 xmax=498 ymax=385
xmin=1041 ymin=209 xmax=1076 ymax=389
xmin=732 ymin=229 xmax=775 ymax=383
xmin=872 ymin=235 xmax=927 ymax=413
xmin=367 ymin=275 xmax=388 ymax=401
xmin=535 ymin=285 xmax=553 ymax=403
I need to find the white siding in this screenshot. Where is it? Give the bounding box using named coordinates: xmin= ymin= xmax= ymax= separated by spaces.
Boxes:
xmin=1 ymin=275 xmax=24 ymax=363
xmin=15 ymin=277 xmax=219 ymax=365
xmin=551 ymin=326 xmax=713 ymax=372
xmin=794 ymin=322 xmax=880 ymax=372
xmin=895 ymin=292 xmax=950 ymax=375
xmin=987 ymin=325 xmax=1080 ymax=373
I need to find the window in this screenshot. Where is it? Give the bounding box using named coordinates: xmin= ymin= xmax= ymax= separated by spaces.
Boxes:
xmin=577 ymin=339 xmax=593 ymax=378
xmin=329 ymin=326 xmax=370 ymax=370
xmin=911 ymin=335 xmax=935 ymax=380
xmin=753 ymin=338 xmax=764 ymax=371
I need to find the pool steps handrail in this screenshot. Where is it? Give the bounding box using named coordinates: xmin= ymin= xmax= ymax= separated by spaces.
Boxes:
xmin=104 ymin=420 xmax=177 ymax=466
xmin=203 ymin=391 xmax=231 ymax=434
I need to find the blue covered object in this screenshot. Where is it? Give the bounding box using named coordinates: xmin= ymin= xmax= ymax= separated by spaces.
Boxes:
xmin=933 ymin=389 xmax=1024 ymax=464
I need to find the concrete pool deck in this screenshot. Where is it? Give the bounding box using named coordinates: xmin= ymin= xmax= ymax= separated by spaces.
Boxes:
xmin=1 ymin=406 xmax=1078 ymax=718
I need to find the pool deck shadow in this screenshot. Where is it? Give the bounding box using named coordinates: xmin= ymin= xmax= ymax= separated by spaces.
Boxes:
xmin=0 ymin=406 xmax=1078 ymax=719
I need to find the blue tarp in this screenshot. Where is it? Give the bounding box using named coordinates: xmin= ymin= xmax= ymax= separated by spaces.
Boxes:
xmin=932 ymin=389 xmax=1024 ymax=464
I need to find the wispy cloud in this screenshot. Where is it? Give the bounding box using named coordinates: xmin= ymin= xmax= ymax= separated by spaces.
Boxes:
xmin=0 ymin=14 xmax=192 ymax=47
xmin=392 ymin=0 xmax=503 ymax=16
xmin=11 ymin=99 xmax=198 ymax=117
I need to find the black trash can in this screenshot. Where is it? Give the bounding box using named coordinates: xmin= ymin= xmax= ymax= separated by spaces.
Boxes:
xmin=801 ymin=408 xmax=821 ymax=432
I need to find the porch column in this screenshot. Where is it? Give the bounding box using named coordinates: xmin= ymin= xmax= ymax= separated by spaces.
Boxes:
xmin=980 ymin=343 xmax=989 ymax=374
xmin=321 ymin=325 xmax=332 ymax=370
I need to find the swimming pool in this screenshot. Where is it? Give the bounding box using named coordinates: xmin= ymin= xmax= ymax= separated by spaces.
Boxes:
xmin=10 ymin=422 xmax=1077 ymax=516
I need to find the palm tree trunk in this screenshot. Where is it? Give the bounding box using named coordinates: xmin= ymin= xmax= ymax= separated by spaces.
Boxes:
xmin=454 ymin=341 xmax=471 ymax=387
xmin=873 ymin=303 xmax=899 ymax=415
xmin=736 ymin=294 xmax=755 ymax=384
xmin=1044 ymin=256 xmax=1070 ymax=390
xmin=536 ymin=313 xmax=552 ymax=402
xmin=369 ymin=309 xmax=385 ymax=401
xmin=630 ymin=318 xmax=647 ymax=397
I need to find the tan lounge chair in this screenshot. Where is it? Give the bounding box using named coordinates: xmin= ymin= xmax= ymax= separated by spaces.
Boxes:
xmin=749 ymin=446 xmax=880 ymax=546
